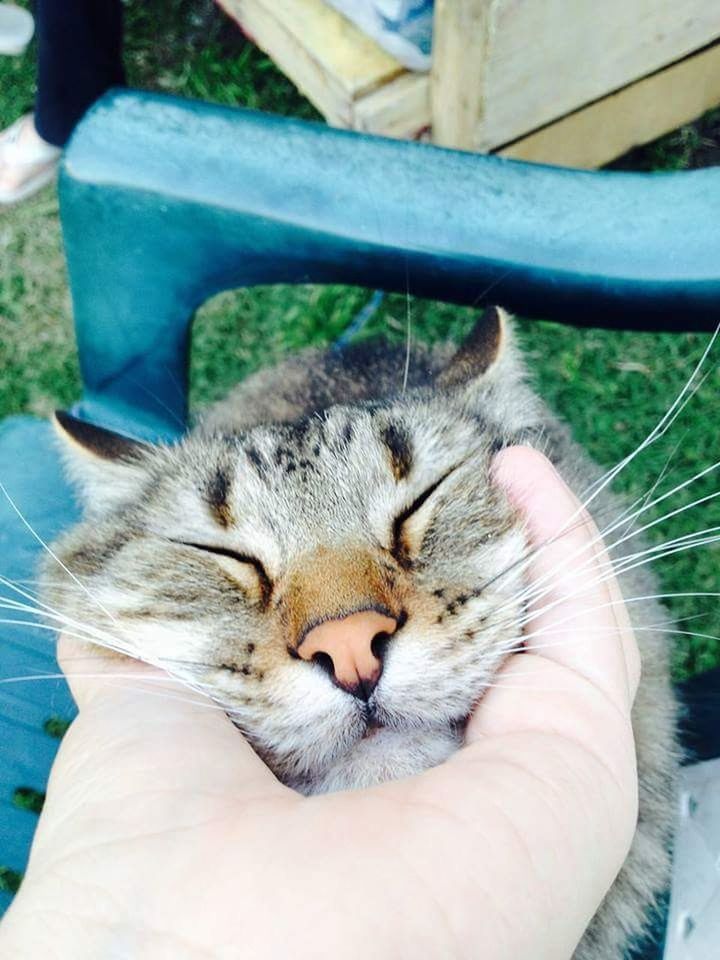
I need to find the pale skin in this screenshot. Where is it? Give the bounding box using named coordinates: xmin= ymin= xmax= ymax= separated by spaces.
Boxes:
xmin=0 ymin=447 xmax=641 ymax=960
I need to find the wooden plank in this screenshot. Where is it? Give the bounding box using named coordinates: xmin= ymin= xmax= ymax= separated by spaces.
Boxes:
xmin=431 ymin=0 xmax=497 ymax=149
xmin=217 ymin=0 xmax=405 ymax=127
xmin=479 ymin=0 xmax=720 ymax=150
xmin=498 ymin=40 xmax=720 ymax=169
xmin=353 ymin=72 xmax=430 ymax=139
xmin=216 ymin=0 xmax=720 ymax=161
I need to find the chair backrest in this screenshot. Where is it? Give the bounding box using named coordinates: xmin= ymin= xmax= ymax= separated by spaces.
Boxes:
xmin=59 ymin=89 xmax=720 ymax=443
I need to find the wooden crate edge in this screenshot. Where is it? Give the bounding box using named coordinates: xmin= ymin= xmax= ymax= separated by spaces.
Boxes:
xmin=353 ymin=73 xmax=430 ymax=139
xmin=496 ymin=41 xmax=720 ymax=169
xmin=217 ymin=0 xmax=406 ymax=127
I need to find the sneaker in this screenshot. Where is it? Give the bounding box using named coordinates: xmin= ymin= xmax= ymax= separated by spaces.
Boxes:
xmin=0 ymin=114 xmax=61 ymax=206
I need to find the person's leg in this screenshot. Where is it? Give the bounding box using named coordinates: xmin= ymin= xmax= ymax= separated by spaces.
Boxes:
xmin=34 ymin=0 xmax=125 ymax=148
xmin=1 ymin=0 xmax=124 ymax=203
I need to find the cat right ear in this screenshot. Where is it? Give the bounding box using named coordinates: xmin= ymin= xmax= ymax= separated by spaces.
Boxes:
xmin=53 ymin=411 xmax=153 ymax=513
xmin=437 ymin=305 xmax=508 ymax=390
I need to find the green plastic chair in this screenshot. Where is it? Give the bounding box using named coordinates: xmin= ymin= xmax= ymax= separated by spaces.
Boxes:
xmin=2 ymin=90 xmax=719 ymax=950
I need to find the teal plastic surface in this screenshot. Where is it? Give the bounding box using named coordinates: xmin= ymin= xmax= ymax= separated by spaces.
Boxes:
xmin=60 ymin=90 xmax=720 ymax=442
xmin=0 ymin=418 xmax=78 ymax=914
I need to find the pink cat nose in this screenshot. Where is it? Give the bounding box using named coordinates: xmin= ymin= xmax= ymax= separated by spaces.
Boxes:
xmin=298 ymin=610 xmax=398 ymax=699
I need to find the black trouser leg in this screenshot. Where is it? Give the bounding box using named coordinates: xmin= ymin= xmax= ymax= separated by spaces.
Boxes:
xmin=34 ymin=0 xmax=125 ymax=147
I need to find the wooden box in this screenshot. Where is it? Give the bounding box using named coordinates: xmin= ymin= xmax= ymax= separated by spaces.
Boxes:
xmin=217 ymin=0 xmax=720 ymax=168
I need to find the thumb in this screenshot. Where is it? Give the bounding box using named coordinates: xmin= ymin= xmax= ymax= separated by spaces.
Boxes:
xmin=464 ymin=447 xmax=639 ymax=782
xmin=57 ymin=633 xmax=175 ymax=707
xmin=492 ymin=446 xmax=640 ymax=708
xmin=55 ymin=634 xmax=281 ymax=796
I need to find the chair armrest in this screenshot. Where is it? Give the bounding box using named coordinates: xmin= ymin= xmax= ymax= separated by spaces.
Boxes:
xmin=60 ymin=89 xmax=720 ymax=440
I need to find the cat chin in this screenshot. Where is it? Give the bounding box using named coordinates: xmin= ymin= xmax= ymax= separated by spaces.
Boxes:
xmin=297 ymin=726 xmax=462 ymax=795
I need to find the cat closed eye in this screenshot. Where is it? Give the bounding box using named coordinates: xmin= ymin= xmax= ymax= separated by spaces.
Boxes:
xmin=390 ymin=468 xmax=458 ymax=564
xmin=170 ymin=540 xmax=272 ymax=602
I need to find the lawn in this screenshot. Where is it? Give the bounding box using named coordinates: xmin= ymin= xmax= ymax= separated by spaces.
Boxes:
xmin=0 ymin=0 xmax=719 ymax=678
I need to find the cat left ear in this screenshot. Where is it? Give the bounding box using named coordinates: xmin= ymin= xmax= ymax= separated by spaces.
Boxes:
xmin=54 ymin=410 xmax=150 ymax=462
xmin=53 ymin=411 xmax=153 ymax=513
xmin=438 ymin=305 xmax=508 ymax=389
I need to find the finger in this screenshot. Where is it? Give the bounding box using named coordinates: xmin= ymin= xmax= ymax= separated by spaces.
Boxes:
xmin=57 ymin=634 xmax=171 ymax=706
xmin=58 ymin=634 xmax=220 ymax=720
xmin=491 ymin=446 xmax=641 ymax=711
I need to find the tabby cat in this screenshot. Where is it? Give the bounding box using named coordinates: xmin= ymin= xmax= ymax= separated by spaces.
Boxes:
xmin=46 ymin=307 xmax=678 ymax=960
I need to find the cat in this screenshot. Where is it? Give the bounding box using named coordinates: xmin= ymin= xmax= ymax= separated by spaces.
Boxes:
xmin=45 ymin=307 xmax=678 ymax=960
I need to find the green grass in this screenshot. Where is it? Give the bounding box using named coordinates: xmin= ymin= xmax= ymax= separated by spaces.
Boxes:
xmin=11 ymin=788 xmax=45 ymax=815
xmin=42 ymin=716 xmax=72 ymax=739
xmin=0 ymin=866 xmax=22 ymax=895
xmin=0 ymin=1 xmax=718 ymax=677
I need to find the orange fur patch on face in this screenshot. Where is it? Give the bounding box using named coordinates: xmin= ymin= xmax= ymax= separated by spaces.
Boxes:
xmin=282 ymin=547 xmax=404 ymax=648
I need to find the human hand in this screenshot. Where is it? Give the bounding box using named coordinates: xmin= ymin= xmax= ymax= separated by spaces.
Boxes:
xmin=0 ymin=447 xmax=640 ymax=960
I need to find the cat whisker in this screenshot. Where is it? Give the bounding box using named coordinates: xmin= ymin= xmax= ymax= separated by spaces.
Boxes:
xmin=502 ymin=623 xmax=720 ymax=657
xmin=108 ymin=684 xmax=235 ymax=712
xmin=0 ymin=597 xmax=133 ymax=642
xmin=152 ymin=656 xmax=232 ymax=670
xmin=0 ymin=671 xmax=157 ymax=686
xmin=0 ymin=593 xmax=139 ymax=658
xmin=572 ymin=329 xmax=717 ymax=511
xmin=0 ymin=619 xmax=123 ymax=640
xmin=401 ymin=260 xmax=412 ymax=394
xmin=472 ymin=460 xmax=714 ymax=627
xmin=499 ymin=332 xmax=718 ymax=612
xmin=0 ymin=671 xmax=233 ymax=714
xmin=517 ymin=527 xmax=720 ymax=630
xmin=488 ymin=590 xmax=719 ymax=660
xmin=530 ymin=525 xmax=720 ymax=614
xmin=474 ymin=506 xmax=619 ymax=598
xmin=599 ymin=466 xmax=720 ymax=553
xmin=511 ymin=473 xmax=720 ymax=618
xmin=479 ymin=676 xmax=598 ymax=693
xmin=129 ymin=377 xmax=186 ymax=429
xmin=516 ymin=592 xmax=720 ymax=641
xmin=470 ymin=266 xmax=515 ymax=309
xmin=0 ymin=581 xmax=249 ymax=694
xmin=532 ymin=465 xmax=719 ymax=596
xmin=0 ymin=480 xmax=121 ymax=627
xmin=0 ymin=571 xmax=67 ymax=609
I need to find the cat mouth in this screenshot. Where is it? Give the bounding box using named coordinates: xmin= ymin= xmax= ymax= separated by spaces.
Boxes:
xmin=361 ymin=719 xmax=384 ymax=740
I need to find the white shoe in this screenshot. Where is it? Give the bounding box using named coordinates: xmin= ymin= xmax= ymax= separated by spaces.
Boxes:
xmin=0 ymin=3 xmax=34 ymax=56
xmin=0 ymin=114 xmax=61 ymax=206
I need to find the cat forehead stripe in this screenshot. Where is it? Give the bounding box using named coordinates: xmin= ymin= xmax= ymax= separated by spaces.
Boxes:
xmin=205 ymin=466 xmax=234 ymax=527
xmin=381 ymin=423 xmax=413 ymax=481
xmin=244 ymin=445 xmax=267 ymax=477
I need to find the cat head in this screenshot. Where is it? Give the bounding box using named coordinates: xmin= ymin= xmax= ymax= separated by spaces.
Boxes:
xmin=47 ymin=308 xmax=539 ymax=792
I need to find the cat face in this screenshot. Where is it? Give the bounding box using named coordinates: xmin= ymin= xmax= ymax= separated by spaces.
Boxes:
xmin=47 ymin=310 xmax=532 ymax=793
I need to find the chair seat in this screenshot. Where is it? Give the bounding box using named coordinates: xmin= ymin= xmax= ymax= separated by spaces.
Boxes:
xmin=0 ymin=416 xmax=78 ymax=916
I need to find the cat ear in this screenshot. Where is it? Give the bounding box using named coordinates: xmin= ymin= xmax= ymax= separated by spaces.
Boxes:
xmin=53 ymin=411 xmax=153 ymax=513
xmin=438 ymin=305 xmax=508 ymax=389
